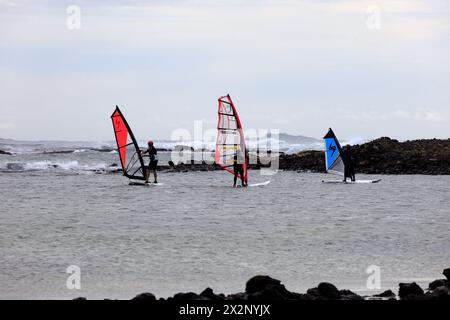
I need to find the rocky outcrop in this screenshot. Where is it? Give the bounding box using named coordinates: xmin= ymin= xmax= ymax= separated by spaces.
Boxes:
xmin=131 ymin=292 xmax=156 ymax=301
xmin=424 ymin=285 xmax=450 ymax=300
xmin=372 ymin=290 xmax=396 ymax=298
xmin=428 ymin=279 xmax=448 ymax=291
xmin=200 ymin=288 xmax=225 ymax=301
xmin=350 ymin=137 xmax=450 ymax=175
xmin=398 ymin=282 xmax=424 ymax=300
xmin=280 ymin=137 xmax=450 ymax=175
xmin=128 ymin=275 xmax=364 ymax=302
xmin=443 ymin=268 xmax=450 ymax=281
xmin=315 ymin=282 xmax=340 ymax=299
xmin=244 ymin=275 xmax=302 ymax=301
xmin=305 ymin=283 xmax=362 ymax=300
xmin=279 ymin=151 xmax=325 ymax=172
xmin=172 ymin=292 xmax=208 ymax=301
xmin=0 ymin=149 xmax=12 ymax=155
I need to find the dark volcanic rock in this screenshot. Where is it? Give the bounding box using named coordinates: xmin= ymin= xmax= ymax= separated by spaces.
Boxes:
xmin=425 ymin=286 xmax=450 ymax=301
xmin=160 ymin=163 xmax=217 ymax=172
xmin=443 ymin=268 xmax=450 ymax=281
xmin=428 ymin=279 xmax=448 ymax=291
xmin=246 ymin=275 xmax=281 ymax=294
xmin=245 ymin=275 xmax=297 ymax=300
xmin=0 ymin=149 xmax=12 ymax=155
xmin=91 ymin=147 xmax=115 ymax=152
xmin=172 ymin=292 xmax=208 ymax=301
xmin=351 ymin=137 xmax=450 ymax=175
xmin=339 ymin=289 xmax=363 ymax=300
xmin=42 ymin=150 xmax=74 ymax=154
xmin=423 ymin=270 xmax=450 ymax=301
xmin=306 ymin=284 xmax=362 ymax=300
xmin=225 ymin=292 xmax=249 ymax=301
xmin=306 ymin=287 xmax=320 ymax=298
xmin=317 ymin=282 xmax=340 ymax=299
xmin=398 ymin=282 xmax=424 ymax=300
xmin=132 ymin=292 xmax=156 ymax=301
xmin=82 ymin=269 xmax=450 ymax=301
xmin=373 ymin=289 xmax=396 ymax=298
xmin=279 ymin=151 xmax=325 ymax=172
xmin=200 ymin=288 xmax=225 ymax=300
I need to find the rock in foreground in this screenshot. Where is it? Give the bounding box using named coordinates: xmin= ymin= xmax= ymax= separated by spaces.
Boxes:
xmin=73 ymin=268 xmax=450 ymax=301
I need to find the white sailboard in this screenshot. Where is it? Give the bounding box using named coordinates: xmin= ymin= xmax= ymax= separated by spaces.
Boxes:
xmin=322 ymin=179 xmax=381 ymax=184
xmin=128 ymin=182 xmax=165 ymax=186
xmin=248 ymin=180 xmax=271 ymax=187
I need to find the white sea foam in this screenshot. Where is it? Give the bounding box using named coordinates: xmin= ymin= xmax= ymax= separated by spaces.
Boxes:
xmin=1 ymin=160 xmax=110 ymax=173
xmin=1 ymin=136 xmax=368 ymax=155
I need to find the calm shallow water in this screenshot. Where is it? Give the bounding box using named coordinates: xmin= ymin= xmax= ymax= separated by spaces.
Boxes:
xmin=0 ymin=168 xmax=449 ymax=299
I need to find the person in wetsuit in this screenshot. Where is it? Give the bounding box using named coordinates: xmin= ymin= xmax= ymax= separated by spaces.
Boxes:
xmin=233 ymin=148 xmax=247 ymax=188
xmin=142 ymin=140 xmax=158 ymax=184
xmin=341 ymin=144 xmax=356 ymax=182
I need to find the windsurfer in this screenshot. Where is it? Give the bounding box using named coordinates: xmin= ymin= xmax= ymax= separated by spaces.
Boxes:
xmin=233 ymin=148 xmax=247 ymax=187
xmin=341 ymin=145 xmax=356 ymax=182
xmin=142 ymin=140 xmax=158 ymax=184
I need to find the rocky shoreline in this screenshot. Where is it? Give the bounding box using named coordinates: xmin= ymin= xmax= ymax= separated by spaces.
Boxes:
xmin=75 ymin=268 xmax=450 ymax=301
xmin=156 ymin=137 xmax=450 ymax=175
xmin=3 ymin=137 xmax=449 ymax=175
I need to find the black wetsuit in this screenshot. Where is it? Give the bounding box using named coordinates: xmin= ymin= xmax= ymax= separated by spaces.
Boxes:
xmin=144 ymin=147 xmax=158 ymax=169
xmin=233 ymin=151 xmax=247 ymax=187
xmin=341 ymin=148 xmax=355 ymax=182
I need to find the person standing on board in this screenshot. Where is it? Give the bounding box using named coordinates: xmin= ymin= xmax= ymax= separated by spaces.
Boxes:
xmin=233 ymin=148 xmax=247 ymax=188
xmin=341 ymin=144 xmax=356 ymax=182
xmin=142 ymin=140 xmax=158 ymax=184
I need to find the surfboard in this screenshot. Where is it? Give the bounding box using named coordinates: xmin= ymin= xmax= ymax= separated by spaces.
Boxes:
xmin=249 ymin=180 xmax=271 ymax=187
xmin=129 ymin=182 xmax=164 ymax=186
xmin=322 ymin=179 xmax=381 ymax=184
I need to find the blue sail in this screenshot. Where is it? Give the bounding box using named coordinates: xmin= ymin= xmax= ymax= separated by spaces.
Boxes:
xmin=323 ymin=128 xmax=345 ymax=175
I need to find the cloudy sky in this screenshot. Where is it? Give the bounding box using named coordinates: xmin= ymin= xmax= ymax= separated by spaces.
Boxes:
xmin=1 ymin=0 xmax=449 ymax=141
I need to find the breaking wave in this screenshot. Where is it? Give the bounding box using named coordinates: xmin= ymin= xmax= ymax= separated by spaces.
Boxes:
xmin=0 ymin=160 xmax=120 ymax=174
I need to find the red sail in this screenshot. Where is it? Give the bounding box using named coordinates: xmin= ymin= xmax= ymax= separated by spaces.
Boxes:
xmin=215 ymin=95 xmax=248 ymax=184
xmin=111 ymin=106 xmax=146 ymax=180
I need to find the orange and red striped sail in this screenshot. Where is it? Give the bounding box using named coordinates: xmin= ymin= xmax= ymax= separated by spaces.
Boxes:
xmin=215 ymin=95 xmax=248 ymax=184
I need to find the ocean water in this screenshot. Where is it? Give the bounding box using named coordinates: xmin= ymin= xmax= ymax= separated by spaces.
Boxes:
xmin=0 ymin=147 xmax=449 ymax=299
